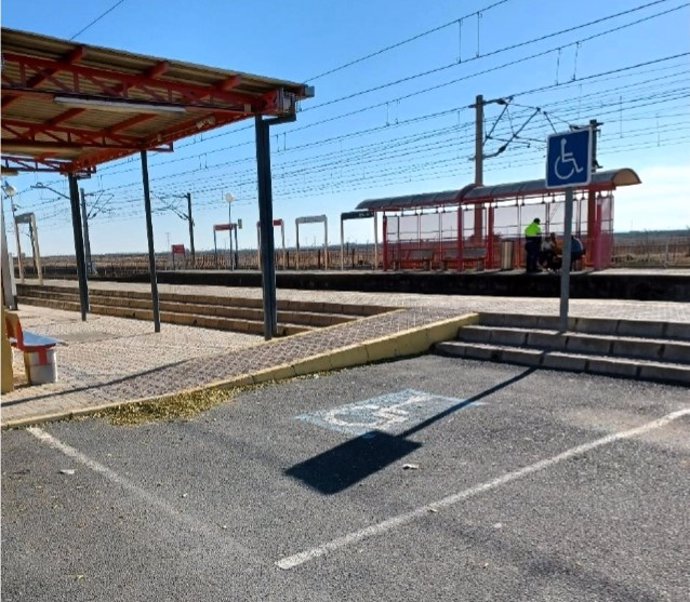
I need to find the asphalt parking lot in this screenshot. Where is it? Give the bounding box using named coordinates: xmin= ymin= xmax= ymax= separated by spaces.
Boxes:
xmin=2 ymin=356 xmax=689 ymax=601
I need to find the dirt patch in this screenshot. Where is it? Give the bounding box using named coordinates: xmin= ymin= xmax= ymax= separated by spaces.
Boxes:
xmin=90 ymin=372 xmax=333 ymax=427
xmin=92 ymin=387 xmax=237 ymax=426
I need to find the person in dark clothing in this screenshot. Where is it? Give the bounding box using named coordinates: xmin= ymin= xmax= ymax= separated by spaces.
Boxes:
xmin=540 ymin=232 xmax=562 ymax=270
xmin=570 ymin=235 xmax=585 ymax=270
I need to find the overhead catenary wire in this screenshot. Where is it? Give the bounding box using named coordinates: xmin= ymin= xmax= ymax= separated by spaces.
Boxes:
xmin=69 ymin=0 xmax=127 ymax=40
xmin=303 ymin=0 xmax=688 ymax=112
xmin=15 ymin=3 xmax=690 ymax=240
xmin=302 ymin=0 xmax=513 ymax=81
xmin=86 ymin=51 xmax=690 ymax=186
xmin=84 ymin=1 xmax=690 ymax=180
xmin=65 ymin=65 xmax=689 ymax=200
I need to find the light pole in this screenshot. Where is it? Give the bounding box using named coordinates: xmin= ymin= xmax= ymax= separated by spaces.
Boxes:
xmin=32 ymin=182 xmax=102 ymax=277
xmin=2 ymin=182 xmax=25 ymax=282
xmin=225 ymin=193 xmax=236 ymax=269
xmin=1 ymin=182 xmax=18 ymax=306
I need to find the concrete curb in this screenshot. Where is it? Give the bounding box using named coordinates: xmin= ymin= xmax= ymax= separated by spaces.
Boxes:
xmin=2 ymin=313 xmax=479 ymax=429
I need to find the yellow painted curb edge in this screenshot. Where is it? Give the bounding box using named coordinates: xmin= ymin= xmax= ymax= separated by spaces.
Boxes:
xmin=2 ymin=313 xmax=479 ymax=429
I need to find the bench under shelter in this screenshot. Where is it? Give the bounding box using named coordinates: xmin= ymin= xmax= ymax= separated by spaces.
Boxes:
xmin=355 ymin=169 xmax=641 ymax=272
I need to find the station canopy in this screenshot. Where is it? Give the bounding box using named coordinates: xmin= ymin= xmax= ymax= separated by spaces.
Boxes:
xmin=1 ymin=27 xmax=314 ymax=176
xmin=356 ymin=168 xmax=641 ymax=212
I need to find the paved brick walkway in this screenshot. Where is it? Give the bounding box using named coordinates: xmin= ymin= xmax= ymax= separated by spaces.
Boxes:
xmin=51 ymin=276 xmax=690 ymax=322
xmin=3 ymin=277 xmax=689 ymax=426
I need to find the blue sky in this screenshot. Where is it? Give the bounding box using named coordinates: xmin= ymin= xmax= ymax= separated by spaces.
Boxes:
xmin=2 ymin=0 xmax=689 ymax=255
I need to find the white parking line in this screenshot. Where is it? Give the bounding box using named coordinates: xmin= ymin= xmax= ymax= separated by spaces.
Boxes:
xmin=27 ymin=427 xmax=247 ymax=550
xmin=276 ymin=407 xmax=690 ymax=570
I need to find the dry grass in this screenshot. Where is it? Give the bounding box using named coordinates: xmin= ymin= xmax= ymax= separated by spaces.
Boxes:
xmin=91 ymin=387 xmax=238 ymax=426
xmin=90 ymin=372 xmax=331 ymax=427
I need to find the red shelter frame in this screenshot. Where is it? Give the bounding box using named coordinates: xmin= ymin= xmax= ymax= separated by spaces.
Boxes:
xmin=357 ymin=169 xmax=641 ymax=272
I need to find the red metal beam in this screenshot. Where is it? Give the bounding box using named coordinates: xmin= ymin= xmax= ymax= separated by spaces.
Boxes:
xmin=140 ymin=110 xmax=248 ymax=149
xmin=3 ymin=46 xmax=85 ymax=109
xmin=112 ymin=60 xmax=170 ymax=96
xmin=3 ymin=52 xmax=260 ymax=109
xmin=2 ymin=138 xmax=172 ymax=153
xmin=27 ymin=46 xmax=85 ymax=88
xmin=2 ymin=154 xmax=94 ymax=174
xmin=3 ymin=118 xmax=154 ymax=147
xmin=217 ymin=75 xmax=241 ymax=91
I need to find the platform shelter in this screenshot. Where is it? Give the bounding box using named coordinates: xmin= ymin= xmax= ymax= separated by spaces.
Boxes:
xmin=356 ymin=169 xmax=641 ymax=272
xmin=1 ymin=27 xmax=313 ymax=339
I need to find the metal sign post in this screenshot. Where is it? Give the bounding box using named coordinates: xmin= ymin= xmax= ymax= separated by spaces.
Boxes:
xmin=171 ymin=244 xmax=185 ymax=270
xmin=545 ymin=126 xmax=593 ymax=333
xmin=295 ymin=214 xmax=328 ymax=270
xmin=340 ymin=209 xmax=375 ymax=270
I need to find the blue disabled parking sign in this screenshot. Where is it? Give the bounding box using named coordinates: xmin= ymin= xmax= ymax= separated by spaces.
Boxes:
xmin=546 ymin=128 xmax=592 ymax=189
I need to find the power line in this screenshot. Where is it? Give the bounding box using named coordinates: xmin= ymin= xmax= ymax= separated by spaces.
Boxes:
xmin=303 ymin=0 xmax=512 ymax=81
xmin=84 ymin=60 xmax=690 ymax=194
xmin=305 ymin=0 xmax=685 ymax=112
xmin=69 ymin=0 xmax=127 ymax=40
xmin=110 ymin=1 xmax=685 ymax=164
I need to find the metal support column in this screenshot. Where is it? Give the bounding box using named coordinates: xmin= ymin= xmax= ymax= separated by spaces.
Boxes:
xmin=255 ymin=114 xmax=295 ymax=340
xmin=68 ymin=174 xmax=89 ymax=321
xmin=186 ymin=192 xmax=195 ymax=261
xmin=29 ymin=215 xmax=43 ymax=285
xmin=255 ymin=115 xmax=278 ymax=340
xmin=80 ymin=188 xmax=94 ymax=276
xmin=473 ymin=94 xmax=484 ymax=241
xmin=11 ymin=198 xmax=24 ymax=283
xmin=373 ymin=212 xmax=379 ymax=270
xmin=1 ymin=201 xmax=17 ymax=309
xmin=140 ymin=150 xmax=161 ymax=332
xmin=559 ymin=187 xmax=574 ymax=333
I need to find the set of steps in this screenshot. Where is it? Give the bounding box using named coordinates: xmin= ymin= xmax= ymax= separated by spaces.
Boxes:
xmin=17 ymin=284 xmax=390 ymax=337
xmin=435 ymin=312 xmax=690 ymax=386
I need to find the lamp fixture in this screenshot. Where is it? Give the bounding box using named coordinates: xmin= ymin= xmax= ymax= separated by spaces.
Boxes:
xmin=1 ymin=181 xmax=17 ymax=198
xmin=53 ymin=96 xmax=187 ymax=115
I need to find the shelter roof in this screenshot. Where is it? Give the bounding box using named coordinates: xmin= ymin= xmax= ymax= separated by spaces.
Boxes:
xmin=462 ymin=168 xmax=641 ymax=203
xmin=1 ymin=27 xmax=313 ymax=175
xmin=356 ymin=185 xmax=476 ymax=212
xmin=355 ymin=169 xmax=641 ymax=212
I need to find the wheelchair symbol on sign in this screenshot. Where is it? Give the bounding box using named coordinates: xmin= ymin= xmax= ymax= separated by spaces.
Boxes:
xmin=554 ymin=137 xmax=584 ymax=181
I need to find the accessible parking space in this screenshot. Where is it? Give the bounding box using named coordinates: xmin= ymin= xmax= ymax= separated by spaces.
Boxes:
xmin=2 ymin=356 xmax=688 ymax=601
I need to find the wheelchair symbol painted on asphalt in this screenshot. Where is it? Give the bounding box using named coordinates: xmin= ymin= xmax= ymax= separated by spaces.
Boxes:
xmin=296 ymin=389 xmax=485 ymax=437
xmin=546 ymin=128 xmax=592 ymax=188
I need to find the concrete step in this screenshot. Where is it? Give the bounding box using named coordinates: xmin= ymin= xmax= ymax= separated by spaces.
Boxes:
xmin=16 ymin=284 xmax=388 ymax=317
xmin=457 ymin=325 xmax=690 ymax=364
xmin=479 ymin=312 xmax=690 ymax=341
xmin=435 ymin=341 xmax=690 ymax=386
xmin=17 ymin=297 xmax=312 ymax=336
xmin=18 ymin=291 xmax=355 ymax=327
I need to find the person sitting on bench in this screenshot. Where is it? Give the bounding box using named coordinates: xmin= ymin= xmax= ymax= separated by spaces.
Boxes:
xmin=539 ymin=233 xmax=561 ymax=271
xmin=570 ymin=235 xmax=585 ymax=270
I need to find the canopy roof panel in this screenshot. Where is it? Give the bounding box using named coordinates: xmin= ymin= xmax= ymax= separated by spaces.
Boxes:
xmin=356 ymin=185 xmax=476 ymax=212
xmin=1 ymin=27 xmax=314 ymax=175
xmin=462 ymin=168 xmax=642 ymax=203
xmin=356 ymin=169 xmax=641 ymax=212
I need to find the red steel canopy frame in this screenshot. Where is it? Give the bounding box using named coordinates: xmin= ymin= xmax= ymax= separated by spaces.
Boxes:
xmin=1 ymin=27 xmax=313 ymax=337
xmin=1 ymin=28 xmax=312 ymax=175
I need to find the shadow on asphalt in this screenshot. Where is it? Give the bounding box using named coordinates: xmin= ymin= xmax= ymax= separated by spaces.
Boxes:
xmin=286 ymin=367 xmax=535 ymax=495
xmin=286 ymin=432 xmax=421 ymax=495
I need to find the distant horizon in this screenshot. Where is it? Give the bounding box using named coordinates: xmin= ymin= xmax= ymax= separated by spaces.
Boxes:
xmin=14 ymin=228 xmax=683 ymax=261
xmin=3 ymin=1 xmax=689 ymax=255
